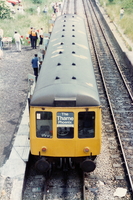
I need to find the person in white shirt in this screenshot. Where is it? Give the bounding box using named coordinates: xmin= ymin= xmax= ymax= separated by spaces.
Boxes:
xmin=37 ymin=6 xmax=40 ymax=15
xmin=43 ymin=5 xmax=48 ymax=13
xmin=39 ymin=28 xmax=44 ymax=45
xmin=14 ymin=31 xmax=21 ymax=52
xmin=120 ymin=8 xmax=124 ymax=19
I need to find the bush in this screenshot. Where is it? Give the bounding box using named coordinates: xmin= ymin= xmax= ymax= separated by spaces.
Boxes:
xmin=32 ymin=0 xmax=42 ymax=4
xmin=27 ymin=7 xmax=35 ymax=14
xmin=0 ymin=1 xmax=11 ymax=19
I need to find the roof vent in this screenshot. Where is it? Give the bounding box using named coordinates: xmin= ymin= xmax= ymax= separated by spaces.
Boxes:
xmin=63 ymin=25 xmax=65 ymax=27
xmin=72 ymin=63 xmax=76 ymax=66
xmin=72 ymin=51 xmax=75 ymax=54
xmin=57 ymin=63 xmax=61 ymax=66
xmin=62 ymin=35 xmax=65 ymax=37
xmin=64 ymin=20 xmax=66 ymax=22
xmin=72 ymin=25 xmax=75 ymax=27
xmin=62 ymin=29 xmax=65 ymax=31
xmin=72 ymin=76 xmax=76 ymax=79
xmin=72 ymin=16 xmax=74 ymax=18
xmin=64 ymin=15 xmax=67 ymax=18
xmin=72 ymin=35 xmax=75 ymax=37
xmin=60 ymin=42 xmax=64 ymax=45
xmin=72 ymin=29 xmax=75 ymax=31
xmin=55 ymin=76 xmax=60 ymax=80
xmin=72 ymin=42 xmax=75 ymax=45
xmin=59 ymin=51 xmax=63 ymax=54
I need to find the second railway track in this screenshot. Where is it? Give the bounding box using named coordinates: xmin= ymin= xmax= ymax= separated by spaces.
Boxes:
xmin=83 ymin=0 xmax=133 ymax=194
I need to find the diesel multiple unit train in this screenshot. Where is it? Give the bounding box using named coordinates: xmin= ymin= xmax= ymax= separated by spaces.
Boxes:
xmin=29 ymin=14 xmax=101 ymax=173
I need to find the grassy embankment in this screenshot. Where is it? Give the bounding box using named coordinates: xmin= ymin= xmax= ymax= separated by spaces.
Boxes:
xmin=99 ymin=0 xmax=133 ymax=51
xmin=0 ymin=0 xmax=54 ymax=45
xmin=1 ymin=0 xmax=133 ymax=49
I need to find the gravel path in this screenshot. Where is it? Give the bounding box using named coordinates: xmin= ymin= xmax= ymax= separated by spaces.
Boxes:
xmin=0 ymin=45 xmax=37 ymax=167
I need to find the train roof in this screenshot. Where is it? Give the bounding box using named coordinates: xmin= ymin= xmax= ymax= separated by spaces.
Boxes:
xmin=30 ymin=14 xmax=100 ymax=107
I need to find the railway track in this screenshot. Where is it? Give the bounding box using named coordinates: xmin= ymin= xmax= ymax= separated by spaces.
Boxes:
xmin=61 ymin=0 xmax=84 ymax=16
xmin=43 ymin=168 xmax=85 ymax=200
xmin=61 ymin=0 xmax=75 ymax=14
xmin=23 ymin=157 xmax=88 ymax=200
xmin=83 ymin=0 xmax=133 ymax=194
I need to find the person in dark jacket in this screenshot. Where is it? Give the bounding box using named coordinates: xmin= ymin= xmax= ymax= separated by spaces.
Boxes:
xmin=28 ymin=27 xmax=33 ymax=47
xmin=31 ymin=54 xmax=38 ymax=81
xmin=31 ymin=28 xmax=38 ymax=49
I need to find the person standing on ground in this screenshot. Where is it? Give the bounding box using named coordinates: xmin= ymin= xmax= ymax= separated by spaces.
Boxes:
xmin=54 ymin=3 xmax=58 ymax=14
xmin=51 ymin=2 xmax=55 ymax=12
xmin=39 ymin=28 xmax=44 ymax=45
xmin=37 ymin=6 xmax=40 ymax=15
xmin=31 ymin=54 xmax=39 ymax=81
xmin=31 ymin=28 xmax=38 ymax=49
xmin=43 ymin=5 xmax=48 ymax=14
xmin=18 ymin=4 xmax=24 ymax=14
xmin=58 ymin=1 xmax=62 ymax=12
xmin=120 ymin=8 xmax=124 ymax=19
xmin=28 ymin=27 xmax=33 ymax=47
xmin=0 ymin=28 xmax=4 ymax=50
xmin=14 ymin=31 xmax=21 ymax=52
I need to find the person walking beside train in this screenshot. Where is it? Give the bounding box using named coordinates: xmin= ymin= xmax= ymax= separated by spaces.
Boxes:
xmin=14 ymin=31 xmax=21 ymax=52
xmin=31 ymin=54 xmax=39 ymax=81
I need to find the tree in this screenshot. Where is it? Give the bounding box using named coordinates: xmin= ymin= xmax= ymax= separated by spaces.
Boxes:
xmin=0 ymin=1 xmax=11 ymax=19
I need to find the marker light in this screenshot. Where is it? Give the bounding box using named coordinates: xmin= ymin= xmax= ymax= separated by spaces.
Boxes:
xmin=42 ymin=146 xmax=47 ymax=152
xmin=84 ymin=147 xmax=90 ymax=153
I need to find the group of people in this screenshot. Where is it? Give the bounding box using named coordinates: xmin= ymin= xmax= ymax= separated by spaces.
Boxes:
xmin=12 ymin=27 xmax=44 ymax=52
xmin=36 ymin=1 xmax=62 ymax=16
xmin=30 ymin=2 xmax=63 ymax=80
xmin=52 ymin=1 xmax=62 ymax=13
xmin=36 ymin=5 xmax=48 ymax=15
xmin=28 ymin=27 xmax=44 ymax=49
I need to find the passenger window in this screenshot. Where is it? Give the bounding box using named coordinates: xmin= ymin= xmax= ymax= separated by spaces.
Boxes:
xmin=78 ymin=112 xmax=95 ymax=138
xmin=36 ymin=111 xmax=52 ymax=138
xmin=57 ymin=112 xmax=74 ymax=138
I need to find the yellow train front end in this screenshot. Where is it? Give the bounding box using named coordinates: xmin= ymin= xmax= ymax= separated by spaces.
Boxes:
xmin=30 ymin=106 xmax=101 ymax=172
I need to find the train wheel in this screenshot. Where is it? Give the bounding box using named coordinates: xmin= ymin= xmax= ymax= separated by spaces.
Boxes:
xmin=80 ymin=159 xmax=96 ymax=172
xmin=35 ymin=158 xmax=50 ymax=174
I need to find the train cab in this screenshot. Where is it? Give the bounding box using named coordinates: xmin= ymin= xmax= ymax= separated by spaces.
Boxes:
xmin=30 ymin=105 xmax=101 ymax=172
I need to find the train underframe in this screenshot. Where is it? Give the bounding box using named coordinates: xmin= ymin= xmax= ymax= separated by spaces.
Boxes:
xmin=34 ymin=155 xmax=97 ymax=174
